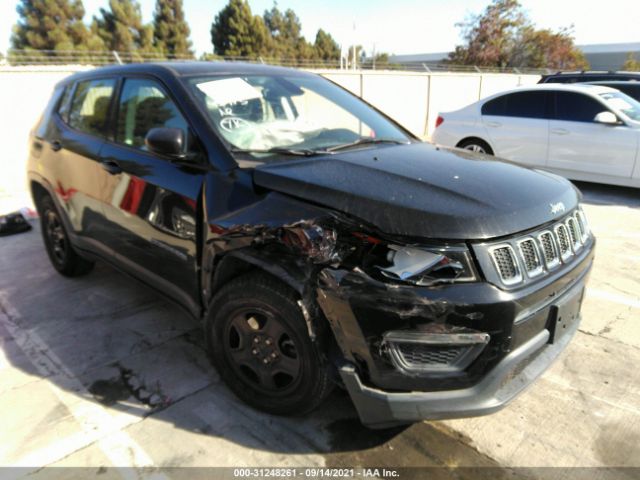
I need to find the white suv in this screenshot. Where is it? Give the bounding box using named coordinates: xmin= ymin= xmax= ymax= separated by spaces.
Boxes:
xmin=431 ymin=84 xmax=640 ymax=188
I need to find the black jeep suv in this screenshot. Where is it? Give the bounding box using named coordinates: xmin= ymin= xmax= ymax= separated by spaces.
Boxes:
xmin=27 ymin=62 xmax=595 ymax=428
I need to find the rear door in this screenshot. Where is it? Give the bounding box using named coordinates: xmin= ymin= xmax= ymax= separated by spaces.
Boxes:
xmin=481 ymin=90 xmax=550 ymax=167
xmin=44 ymin=77 xmax=117 ymax=245
xmin=547 ymin=91 xmax=638 ymax=178
xmin=94 ymin=76 xmax=204 ymax=312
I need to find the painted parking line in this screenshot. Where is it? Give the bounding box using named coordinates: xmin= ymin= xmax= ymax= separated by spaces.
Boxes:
xmin=586 ymin=288 xmax=640 ymax=309
xmin=0 ymin=292 xmax=163 ymax=477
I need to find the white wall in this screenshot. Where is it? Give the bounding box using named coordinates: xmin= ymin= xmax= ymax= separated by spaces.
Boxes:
xmin=0 ymin=66 xmax=540 ymax=211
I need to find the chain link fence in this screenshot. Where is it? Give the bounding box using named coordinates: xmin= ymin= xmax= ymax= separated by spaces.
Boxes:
xmin=1 ymin=49 xmax=553 ymax=74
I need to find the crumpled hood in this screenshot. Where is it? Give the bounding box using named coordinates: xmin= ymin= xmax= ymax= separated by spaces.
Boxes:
xmin=252 ymin=142 xmax=580 ymax=240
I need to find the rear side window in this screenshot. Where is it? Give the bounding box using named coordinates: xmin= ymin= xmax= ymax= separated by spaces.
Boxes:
xmin=57 ymin=84 xmax=74 ymax=122
xmin=34 ymin=86 xmax=66 ymax=138
xmin=116 ymin=78 xmax=188 ymax=150
xmin=68 ymin=78 xmax=116 ymax=137
xmin=482 ymin=91 xmax=548 ymax=119
xmin=554 ymin=91 xmax=607 ymax=123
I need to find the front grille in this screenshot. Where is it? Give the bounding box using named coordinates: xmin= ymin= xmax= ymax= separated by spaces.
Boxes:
xmin=482 ymin=209 xmax=592 ymax=288
xmin=396 ymin=343 xmax=467 ymax=367
xmin=489 ymin=245 xmax=522 ymax=285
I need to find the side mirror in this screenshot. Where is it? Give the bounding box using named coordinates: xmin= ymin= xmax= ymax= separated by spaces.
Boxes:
xmin=593 ymin=111 xmax=620 ymax=125
xmin=145 ymin=127 xmax=186 ymax=158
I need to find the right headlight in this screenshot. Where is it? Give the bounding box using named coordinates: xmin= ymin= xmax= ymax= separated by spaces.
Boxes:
xmin=376 ymin=244 xmax=478 ymax=287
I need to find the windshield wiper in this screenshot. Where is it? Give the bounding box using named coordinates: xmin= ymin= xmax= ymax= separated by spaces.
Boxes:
xmin=230 ymin=146 xmax=322 ymax=157
xmin=323 ymin=137 xmax=410 ymax=153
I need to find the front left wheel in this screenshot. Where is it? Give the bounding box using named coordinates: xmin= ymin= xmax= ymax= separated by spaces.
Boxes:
xmin=206 ymin=272 xmax=333 ymax=416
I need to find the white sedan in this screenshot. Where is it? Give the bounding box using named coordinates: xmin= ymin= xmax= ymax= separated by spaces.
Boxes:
xmin=431 ymin=84 xmax=640 ymax=188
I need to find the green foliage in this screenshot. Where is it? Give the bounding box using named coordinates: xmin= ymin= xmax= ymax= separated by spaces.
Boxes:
xmin=93 ymin=0 xmax=155 ymax=54
xmin=264 ymin=4 xmax=316 ymax=61
xmin=11 ymin=0 xmax=99 ymax=53
xmin=210 ymin=0 xmax=272 ymax=57
xmin=314 ymin=29 xmax=340 ymax=61
xmin=153 ymin=0 xmax=193 ymax=58
xmin=623 ymin=53 xmax=640 ymax=71
xmin=449 ymin=0 xmax=588 ymax=70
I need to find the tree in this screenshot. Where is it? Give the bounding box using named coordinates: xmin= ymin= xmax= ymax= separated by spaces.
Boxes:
xmin=263 ymin=4 xmax=316 ymax=61
xmin=517 ymin=27 xmax=588 ymax=70
xmin=93 ymin=0 xmax=155 ymax=54
xmin=11 ymin=0 xmax=95 ymax=53
xmin=210 ymin=0 xmax=271 ymax=57
xmin=314 ymin=29 xmax=340 ymax=61
xmin=449 ymin=0 xmax=587 ymax=70
xmin=623 ymin=53 xmax=640 ymax=71
xmin=153 ymin=0 xmax=193 ymax=58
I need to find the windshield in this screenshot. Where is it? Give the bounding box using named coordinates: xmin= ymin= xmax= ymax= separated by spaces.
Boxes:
xmin=187 ymin=74 xmax=411 ymax=156
xmin=599 ymin=91 xmax=640 ymax=121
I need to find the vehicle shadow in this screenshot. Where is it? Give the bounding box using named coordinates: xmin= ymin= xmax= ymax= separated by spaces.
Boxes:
xmin=572 ymin=181 xmax=639 ymax=208
xmin=1 ymin=223 xmax=499 ymax=469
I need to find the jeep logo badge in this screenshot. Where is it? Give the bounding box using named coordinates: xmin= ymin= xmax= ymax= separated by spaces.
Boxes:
xmin=550 ymin=202 xmax=566 ymax=215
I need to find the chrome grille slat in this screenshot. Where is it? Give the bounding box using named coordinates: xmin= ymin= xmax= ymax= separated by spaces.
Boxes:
xmin=517 ymin=238 xmax=543 ymax=277
xmin=537 ymin=231 xmax=560 ymax=270
xmin=489 ymin=245 xmax=522 ymax=285
xmin=554 ymin=224 xmax=573 ymax=261
xmin=566 ymin=217 xmax=582 ymax=252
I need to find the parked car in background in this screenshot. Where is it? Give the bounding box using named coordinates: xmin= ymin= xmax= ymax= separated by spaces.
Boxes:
xmin=28 ymin=62 xmax=595 ymax=428
xmin=539 ymin=70 xmax=640 ymax=84
xmin=432 ymin=84 xmax=640 ymax=188
xmin=585 ymin=81 xmax=640 ymax=102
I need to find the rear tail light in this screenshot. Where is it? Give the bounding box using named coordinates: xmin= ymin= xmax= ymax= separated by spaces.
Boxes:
xmin=435 ymin=115 xmax=444 ymax=128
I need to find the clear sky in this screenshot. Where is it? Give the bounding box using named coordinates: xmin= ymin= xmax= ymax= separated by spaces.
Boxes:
xmin=1 ymin=0 xmax=639 ymax=56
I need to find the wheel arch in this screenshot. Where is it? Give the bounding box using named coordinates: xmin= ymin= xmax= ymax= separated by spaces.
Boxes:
xmin=456 ymin=136 xmax=494 ymax=154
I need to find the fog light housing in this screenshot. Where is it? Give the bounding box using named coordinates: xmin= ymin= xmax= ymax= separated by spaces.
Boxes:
xmin=382 ymin=330 xmax=489 ymax=374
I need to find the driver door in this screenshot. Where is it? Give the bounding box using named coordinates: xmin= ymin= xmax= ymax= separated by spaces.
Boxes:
xmin=94 ymin=76 xmax=204 ymax=313
xmin=547 ymin=91 xmax=637 ymax=178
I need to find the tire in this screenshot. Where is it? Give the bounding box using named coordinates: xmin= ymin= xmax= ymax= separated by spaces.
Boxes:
xmin=206 ymin=272 xmax=333 ymax=416
xmin=457 ymin=138 xmax=494 ymax=155
xmin=37 ymin=194 xmax=94 ymax=277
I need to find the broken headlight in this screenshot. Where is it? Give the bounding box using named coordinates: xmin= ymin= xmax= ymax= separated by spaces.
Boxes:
xmin=376 ymin=245 xmax=478 ymax=286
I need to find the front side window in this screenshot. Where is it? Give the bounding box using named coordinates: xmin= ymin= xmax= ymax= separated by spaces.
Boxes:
xmin=187 ymin=74 xmax=409 ymax=156
xmin=482 ymin=91 xmax=548 ymax=119
xmin=116 ymin=78 xmax=189 ymax=150
xmin=554 ymin=91 xmax=608 ymax=123
xmin=68 ymin=79 xmax=116 ymax=137
xmin=599 ymin=91 xmax=640 ymax=121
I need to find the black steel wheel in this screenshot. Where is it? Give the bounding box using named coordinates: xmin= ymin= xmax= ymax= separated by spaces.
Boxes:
xmin=207 ymin=273 xmax=332 ymax=415
xmin=37 ymin=194 xmax=94 ymax=276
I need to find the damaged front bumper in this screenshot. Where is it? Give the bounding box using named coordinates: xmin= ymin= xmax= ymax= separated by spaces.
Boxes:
xmin=339 ymin=313 xmax=576 ymax=428
xmin=317 ymin=241 xmax=594 ymax=428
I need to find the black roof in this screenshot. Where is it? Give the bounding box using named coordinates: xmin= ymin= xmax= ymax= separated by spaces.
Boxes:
xmin=58 ymin=61 xmax=314 ymax=85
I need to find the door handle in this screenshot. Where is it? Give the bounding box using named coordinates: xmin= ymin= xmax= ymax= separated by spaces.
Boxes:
xmin=486 ymin=121 xmax=501 ymax=127
xmin=100 ymin=159 xmax=123 ymax=175
xmin=551 ymin=128 xmax=569 ymax=135
xmin=50 ymin=140 xmax=63 ymax=152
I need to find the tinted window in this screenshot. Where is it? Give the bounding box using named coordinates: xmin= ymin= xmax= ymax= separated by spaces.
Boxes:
xmin=554 ymin=91 xmax=607 ymax=122
xmin=606 ymin=85 xmax=640 ymax=102
xmin=68 ymin=79 xmax=116 ymax=137
xmin=482 ymin=91 xmax=548 ymax=119
xmin=116 ymin=78 xmax=188 ymax=150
